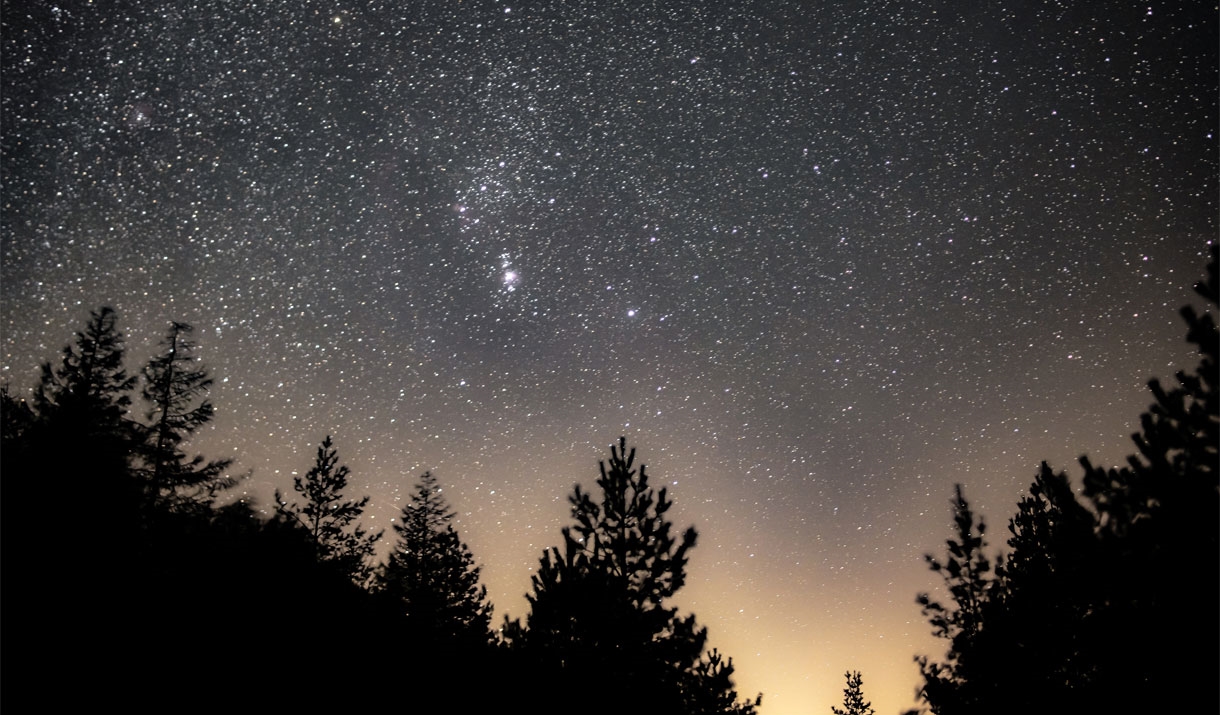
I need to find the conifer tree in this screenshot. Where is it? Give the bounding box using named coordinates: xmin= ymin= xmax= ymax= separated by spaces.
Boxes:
xmin=683 ymin=648 xmax=761 ymax=715
xmin=33 ymin=306 xmax=137 ymax=446
xmin=913 ymin=247 xmax=1220 ymax=714
xmin=1082 ymin=244 xmax=1217 ymax=533
xmin=276 ymin=435 xmax=382 ymax=585
xmin=993 ymin=462 xmax=1101 ymax=692
xmin=378 ymin=471 xmax=492 ymax=647
xmin=138 ymin=321 xmax=234 ymax=509
xmin=913 ymin=485 xmax=994 ymax=715
xmin=22 ymin=306 xmax=140 ymax=516
xmin=831 ymin=670 xmax=875 ymax=715
xmin=6 ymin=308 xmax=144 ymax=682
xmin=1073 ymin=243 xmax=1219 ymax=711
xmin=513 ymin=437 xmax=759 ymax=715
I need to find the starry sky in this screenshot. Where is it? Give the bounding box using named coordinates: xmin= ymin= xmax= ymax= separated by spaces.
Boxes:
xmin=2 ymin=1 xmax=1216 ymax=712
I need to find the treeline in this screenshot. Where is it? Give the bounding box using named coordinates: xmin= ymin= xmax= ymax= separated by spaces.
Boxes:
xmin=902 ymin=245 xmax=1218 ymax=715
xmin=0 ymin=313 xmax=760 ymax=713
xmin=2 ymin=249 xmax=1215 ymax=714
xmin=830 ymin=248 xmax=1217 ymax=715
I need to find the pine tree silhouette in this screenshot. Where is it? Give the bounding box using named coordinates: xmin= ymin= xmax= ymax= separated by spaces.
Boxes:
xmin=511 ymin=437 xmax=759 ymax=715
xmin=21 ymin=307 xmax=141 ymax=519
xmin=1083 ymin=244 xmax=1217 ymax=532
xmin=4 ymin=308 xmax=146 ymax=705
xmin=914 ymin=247 xmax=1220 ymax=714
xmin=831 ymin=670 xmax=875 ymax=715
xmin=33 ymin=306 xmax=137 ymax=449
xmin=914 ymin=485 xmax=994 ymax=715
xmin=1075 ymin=243 xmax=1219 ymax=711
xmin=276 ymin=435 xmax=382 ymax=585
xmin=137 ymin=320 xmax=235 ymax=510
xmin=378 ymin=471 xmax=492 ymax=648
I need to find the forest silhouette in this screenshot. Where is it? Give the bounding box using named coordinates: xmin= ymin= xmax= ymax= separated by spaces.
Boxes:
xmin=2 ymin=247 xmax=1215 ymax=713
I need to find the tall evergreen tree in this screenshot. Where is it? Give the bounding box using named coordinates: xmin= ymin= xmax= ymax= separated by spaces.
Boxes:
xmin=511 ymin=437 xmax=759 ymax=715
xmin=33 ymin=306 xmax=137 ymax=447
xmin=276 ymin=435 xmax=382 ymax=585
xmin=914 ymin=246 xmax=1220 ymax=714
xmin=989 ymin=462 xmax=1102 ymax=708
xmin=831 ymin=670 xmax=875 ymax=715
xmin=19 ymin=306 xmax=141 ymax=516
xmin=5 ymin=308 xmax=145 ymax=695
xmin=1083 ymin=244 xmax=1218 ymax=533
xmin=913 ymin=485 xmax=995 ymax=715
xmin=378 ymin=471 xmax=492 ymax=647
xmin=137 ymin=320 xmax=234 ymax=509
xmin=916 ymin=471 xmax=1100 ymax=715
xmin=1074 ymin=243 xmax=1219 ymax=711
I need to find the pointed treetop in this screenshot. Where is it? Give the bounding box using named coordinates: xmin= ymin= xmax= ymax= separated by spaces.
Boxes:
xmin=379 ymin=470 xmax=492 ymax=646
xmin=831 ymin=670 xmax=876 ymax=715
xmin=139 ymin=320 xmax=234 ymax=508
xmin=276 ymin=435 xmax=382 ymax=584
xmin=563 ymin=436 xmax=698 ymax=610
xmin=35 ymin=306 xmax=137 ymax=425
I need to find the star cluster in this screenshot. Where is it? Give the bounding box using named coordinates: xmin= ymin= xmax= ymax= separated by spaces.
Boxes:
xmin=2 ymin=1 xmax=1215 ymax=712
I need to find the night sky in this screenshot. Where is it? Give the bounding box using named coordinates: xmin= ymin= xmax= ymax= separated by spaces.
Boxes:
xmin=2 ymin=1 xmax=1216 ymax=712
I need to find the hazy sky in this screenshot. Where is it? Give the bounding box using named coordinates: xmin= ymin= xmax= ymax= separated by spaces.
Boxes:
xmin=3 ymin=1 xmax=1216 ymax=712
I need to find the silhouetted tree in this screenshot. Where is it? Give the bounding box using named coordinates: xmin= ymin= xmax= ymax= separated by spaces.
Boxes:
xmin=32 ymin=305 xmax=138 ymax=449
xmin=14 ymin=307 xmax=143 ymax=523
xmin=914 ymin=246 xmax=1220 ymax=714
xmin=1073 ymin=243 xmax=1219 ymax=711
xmin=510 ymin=437 xmax=760 ymax=715
xmin=831 ymin=670 xmax=875 ymax=715
xmin=3 ymin=309 xmax=148 ymax=702
xmin=1083 ymin=244 xmax=1218 ymax=533
xmin=683 ymin=648 xmax=761 ymax=715
xmin=914 ymin=485 xmax=995 ymax=715
xmin=3 ymin=312 xmax=407 ymax=711
xmin=137 ymin=320 xmax=235 ymax=510
xmin=276 ymin=435 xmax=381 ymax=585
xmin=3 ymin=309 xmax=135 ymax=486
xmin=378 ymin=471 xmax=492 ymax=648
xmin=999 ymin=464 xmax=1097 ymax=589
xmin=988 ymin=462 xmax=1102 ymax=707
